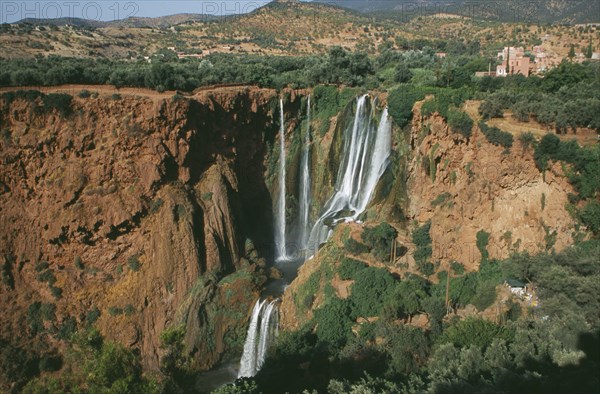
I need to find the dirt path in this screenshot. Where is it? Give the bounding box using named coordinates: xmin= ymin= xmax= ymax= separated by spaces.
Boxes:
xmin=0 ymin=83 xmax=267 ymax=102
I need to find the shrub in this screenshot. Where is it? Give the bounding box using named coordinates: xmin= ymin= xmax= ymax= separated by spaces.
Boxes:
xmin=534 ymin=133 xmax=560 ymax=171
xmin=57 ymin=316 xmax=77 ymax=340
xmin=479 ymin=122 xmax=513 ymax=149
xmin=127 ymin=256 xmax=141 ymax=272
xmin=37 ymin=270 xmax=56 ymax=285
xmin=38 ymin=355 xmax=62 ymax=372
xmin=74 ymin=256 xmax=84 ymax=270
xmin=27 ymin=302 xmax=45 ymax=335
xmin=417 ymin=261 xmax=435 ymax=276
xmin=471 ymin=282 xmax=497 ymax=311
xmin=479 ymin=96 xmax=504 ymax=119
xmin=86 ymin=308 xmax=101 ymax=325
xmin=42 ymin=93 xmax=72 ymax=115
xmin=159 ymin=324 xmax=189 ymax=381
xmin=149 ymin=198 xmax=164 ymax=213
xmin=412 ymin=221 xmax=432 ymax=265
xmin=476 ymin=230 xmax=490 ymax=262
xmin=431 ymin=192 xmax=452 ymax=207
xmin=78 ymin=90 xmax=91 ymax=98
xmin=201 ymin=192 xmax=213 ymax=201
xmin=124 ymin=304 xmax=136 ymax=316
xmin=580 ymin=200 xmax=600 ymax=234
xmin=35 ymin=262 xmax=49 ymax=272
xmin=387 ymin=86 xmax=427 ymax=128
xmin=1 ymin=259 xmax=14 ymax=289
xmin=394 ymin=63 xmax=413 ymax=83
xmin=111 ymin=93 xmax=122 ymax=100
xmin=518 ymin=132 xmax=536 ymax=151
xmin=349 ymin=266 xmax=396 ymax=317
xmin=108 ymin=307 xmax=123 ymax=316
xmin=362 ymin=222 xmax=398 ymax=262
xmin=451 ymin=261 xmax=465 ymax=275
xmin=343 ymin=238 xmax=369 ymax=255
xmin=313 ymin=297 xmax=354 ymax=348
xmin=438 ymin=317 xmax=513 ymax=349
xmin=49 ymin=286 xmax=62 ymax=300
xmin=39 ymin=303 xmax=56 ymax=321
xmin=338 ymin=258 xmax=367 ymax=280
xmin=447 ymin=108 xmax=473 ymax=138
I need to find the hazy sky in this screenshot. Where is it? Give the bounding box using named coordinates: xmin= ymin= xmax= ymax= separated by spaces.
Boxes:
xmin=0 ymin=1 xmax=284 ymax=23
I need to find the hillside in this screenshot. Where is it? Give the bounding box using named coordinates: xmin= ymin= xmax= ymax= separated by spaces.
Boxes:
xmin=332 ymin=0 xmax=600 ymax=24
xmin=2 ymin=2 xmax=598 ymax=62
xmin=0 ymin=2 xmax=399 ymax=59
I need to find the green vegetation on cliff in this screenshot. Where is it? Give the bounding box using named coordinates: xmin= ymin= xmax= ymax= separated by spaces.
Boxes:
xmin=242 ymin=239 xmax=600 ymax=393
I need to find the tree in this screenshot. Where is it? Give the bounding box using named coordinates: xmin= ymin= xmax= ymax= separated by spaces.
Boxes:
xmin=391 ymin=277 xmax=428 ymax=320
xmin=476 ymin=230 xmax=490 ymax=262
xmin=447 ymin=108 xmax=473 ymax=138
xmin=438 ymin=317 xmax=513 ymax=349
xmin=568 ymin=44 xmax=576 ymax=60
xmin=580 ymin=200 xmax=600 ymax=234
xmin=394 ymin=63 xmax=412 ymax=83
xmin=361 ymin=223 xmax=398 ymax=262
xmin=534 ymin=133 xmax=560 ymax=171
xmin=479 ymin=96 xmax=504 ymax=119
xmin=585 ymin=39 xmax=593 ymax=59
xmin=349 ymin=267 xmax=396 ymax=317
xmin=314 ymin=298 xmax=354 ymax=348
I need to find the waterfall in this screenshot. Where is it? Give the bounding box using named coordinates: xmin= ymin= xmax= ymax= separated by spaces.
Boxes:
xmin=238 ymin=299 xmax=279 ymax=378
xmin=238 ymin=94 xmax=390 ymax=380
xmin=238 ymin=299 xmax=264 ymax=378
xmin=275 ymin=99 xmax=289 ymax=262
xmin=307 ymin=95 xmax=392 ymax=252
xmin=297 ymin=95 xmax=312 ymax=256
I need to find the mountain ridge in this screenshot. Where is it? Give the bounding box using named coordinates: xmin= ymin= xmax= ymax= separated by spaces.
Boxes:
xmin=9 ymin=0 xmax=599 ymax=27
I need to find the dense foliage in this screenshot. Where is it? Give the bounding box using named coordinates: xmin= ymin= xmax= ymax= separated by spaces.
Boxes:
xmin=243 ymin=240 xmax=600 ymax=394
xmin=361 ymin=222 xmax=398 ymax=262
xmin=478 ymin=62 xmax=600 ymax=133
xmin=479 ymin=121 xmax=514 ymax=149
xmin=21 ymin=329 xmax=159 ymax=393
xmin=531 ymin=133 xmax=600 ymax=234
xmin=0 ymin=47 xmax=375 ymax=91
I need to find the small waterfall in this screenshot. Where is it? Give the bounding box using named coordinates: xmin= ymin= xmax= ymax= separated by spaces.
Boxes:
xmin=238 ymin=299 xmax=279 ymax=378
xmin=238 ymin=300 xmax=264 ymax=378
xmin=275 ymin=99 xmax=289 ymax=262
xmin=307 ymin=95 xmax=392 ymax=252
xmin=297 ymin=95 xmax=312 ymax=255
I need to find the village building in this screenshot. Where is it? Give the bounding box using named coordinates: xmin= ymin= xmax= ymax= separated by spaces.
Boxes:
xmin=496 ymin=46 xmax=530 ymax=77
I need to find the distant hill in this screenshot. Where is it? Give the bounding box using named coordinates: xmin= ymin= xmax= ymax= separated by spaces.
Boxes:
xmin=12 ymin=0 xmax=599 ymax=28
xmin=327 ymin=0 xmax=600 ymax=23
xmin=14 ymin=17 xmax=107 ymax=28
xmin=14 ymin=13 xmax=219 ymax=28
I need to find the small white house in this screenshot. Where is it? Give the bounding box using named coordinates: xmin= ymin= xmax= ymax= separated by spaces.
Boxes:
xmin=505 ymin=279 xmax=526 ymax=296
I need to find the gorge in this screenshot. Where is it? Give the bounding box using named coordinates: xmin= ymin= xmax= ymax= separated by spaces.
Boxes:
xmin=238 ymin=93 xmax=393 ymax=379
xmin=0 ymin=83 xmax=591 ymax=393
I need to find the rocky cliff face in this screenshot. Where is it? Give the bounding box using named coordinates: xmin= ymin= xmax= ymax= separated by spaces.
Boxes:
xmin=0 ymin=87 xmax=303 ymax=373
xmin=280 ymin=97 xmax=579 ymax=329
xmin=406 ymin=101 xmax=576 ymax=271
xmin=0 ymin=87 xmax=581 ymax=379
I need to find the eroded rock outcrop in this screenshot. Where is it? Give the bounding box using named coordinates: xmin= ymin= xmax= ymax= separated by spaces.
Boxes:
xmin=407 ymin=101 xmax=576 ymax=271
xmin=0 ymin=87 xmax=300 ymax=372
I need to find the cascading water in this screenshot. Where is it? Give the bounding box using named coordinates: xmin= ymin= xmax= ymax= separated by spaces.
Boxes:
xmin=238 ymin=299 xmax=264 ymax=378
xmin=275 ymin=99 xmax=289 ymax=262
xmin=238 ymin=299 xmax=279 ymax=378
xmin=307 ymin=95 xmax=392 ymax=253
xmin=238 ymin=93 xmax=391 ymax=380
xmin=297 ymin=95 xmax=312 ymax=256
